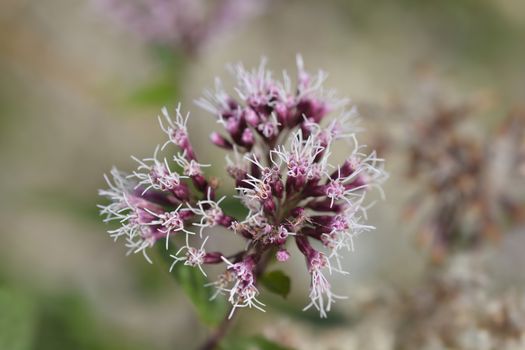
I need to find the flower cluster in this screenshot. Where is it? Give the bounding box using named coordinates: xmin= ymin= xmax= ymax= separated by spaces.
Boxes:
xmin=96 ymin=0 xmax=266 ymax=54
xmin=99 ymin=56 xmax=387 ymax=318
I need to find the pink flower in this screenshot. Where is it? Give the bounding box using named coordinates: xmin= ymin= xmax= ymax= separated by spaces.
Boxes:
xmin=99 ymin=56 xmax=386 ymax=317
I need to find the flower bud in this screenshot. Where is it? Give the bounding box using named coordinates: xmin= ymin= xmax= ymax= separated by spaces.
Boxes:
xmin=241 ymin=128 xmax=255 ymax=148
xmin=276 ymin=248 xmax=290 ymax=262
xmin=244 ymin=108 xmax=260 ymax=127
xmin=210 ymin=132 xmax=233 ymax=150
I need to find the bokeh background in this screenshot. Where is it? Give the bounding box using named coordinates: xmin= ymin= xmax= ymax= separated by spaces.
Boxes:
xmin=1 ymin=0 xmax=525 ymax=349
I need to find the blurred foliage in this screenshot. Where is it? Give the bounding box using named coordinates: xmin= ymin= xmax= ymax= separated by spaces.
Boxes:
xmin=0 ymin=288 xmax=36 ymax=350
xmin=156 ymin=244 xmax=229 ymax=327
xmin=132 ymin=256 xmax=174 ymax=297
xmin=33 ymin=293 xmax=145 ymax=350
xmin=129 ymin=47 xmax=186 ymax=107
xmin=260 ymin=270 xmax=291 ymax=299
xmin=0 ymin=286 xmax=147 ymax=350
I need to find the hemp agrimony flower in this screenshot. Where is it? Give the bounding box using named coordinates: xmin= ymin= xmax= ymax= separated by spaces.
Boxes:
xmin=99 ymin=56 xmax=387 ymax=319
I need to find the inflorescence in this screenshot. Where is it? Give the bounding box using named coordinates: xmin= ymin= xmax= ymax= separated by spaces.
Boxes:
xmin=99 ymin=56 xmax=387 ymax=318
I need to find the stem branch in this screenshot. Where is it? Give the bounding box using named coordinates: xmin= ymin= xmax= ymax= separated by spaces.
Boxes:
xmin=198 ymin=308 xmax=235 ymax=350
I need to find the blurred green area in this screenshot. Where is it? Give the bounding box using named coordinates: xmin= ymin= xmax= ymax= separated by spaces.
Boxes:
xmin=0 ymin=286 xmax=148 ymax=350
xmin=128 ymin=47 xmax=186 ymax=107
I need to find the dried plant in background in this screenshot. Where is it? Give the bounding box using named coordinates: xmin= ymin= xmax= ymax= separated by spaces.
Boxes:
xmin=403 ymin=92 xmax=525 ymax=262
xmin=394 ymin=255 xmax=525 ymax=350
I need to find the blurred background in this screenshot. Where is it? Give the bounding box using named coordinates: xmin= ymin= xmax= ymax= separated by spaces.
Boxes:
xmin=1 ymin=0 xmax=525 ymax=349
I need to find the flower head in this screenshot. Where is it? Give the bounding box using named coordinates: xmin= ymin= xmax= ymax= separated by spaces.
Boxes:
xmin=99 ymin=56 xmax=386 ymax=318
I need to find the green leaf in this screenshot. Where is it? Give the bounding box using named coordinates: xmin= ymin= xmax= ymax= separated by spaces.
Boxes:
xmin=222 ymin=335 xmax=295 ymax=350
xmin=220 ymin=195 xmax=249 ymax=220
xmin=260 ymin=270 xmax=291 ymax=298
xmin=156 ymin=244 xmax=228 ymax=326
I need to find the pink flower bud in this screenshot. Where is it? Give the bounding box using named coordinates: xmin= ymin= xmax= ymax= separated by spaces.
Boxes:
xmin=241 ymin=128 xmax=255 ymax=147
xmin=276 ymin=248 xmax=290 ymax=262
xmin=244 ymin=108 xmax=260 ymax=127
xmin=210 ymin=132 xmax=233 ymax=149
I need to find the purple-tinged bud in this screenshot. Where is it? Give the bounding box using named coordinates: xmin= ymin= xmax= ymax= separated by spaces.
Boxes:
xmin=126 ymin=196 xmax=162 ymax=213
xmin=226 ymin=115 xmax=242 ymax=135
xmin=191 ymin=174 xmax=208 ymax=192
xmin=287 ymin=174 xmax=308 ymax=192
xmin=244 ymin=108 xmax=260 ymax=127
xmin=227 ymin=166 xmax=248 ymax=188
xmin=275 ymin=102 xmax=289 ymax=124
xmin=257 ymin=117 xmax=280 ymax=139
xmin=295 ymin=235 xmax=315 ymax=258
xmin=310 ymin=215 xmax=334 ymax=227
xmin=133 ymin=187 xmax=179 ymax=207
xmin=285 ymin=176 xmax=295 ymax=194
xmin=134 ymin=207 xmax=158 ymax=225
xmin=330 ymin=214 xmax=350 ymax=232
xmin=306 ymin=250 xmax=328 ymax=273
xmin=219 ymin=214 xmax=233 ymax=228
xmin=210 ymin=132 xmax=233 ymax=150
xmin=330 ymin=156 xmax=360 ymax=180
xmin=179 ymin=210 xmax=194 ymax=221
xmin=203 ymin=252 xmax=224 ymax=264
xmin=158 ymin=209 xmax=184 ymax=229
xmin=271 ymin=178 xmax=284 ymax=199
xmin=296 ymin=98 xmax=328 ymax=124
xmin=225 ymin=98 xmax=240 ymax=115
xmin=263 ymin=198 xmax=276 ymax=215
xmin=325 ymin=180 xmax=345 ymax=205
xmin=241 ymin=128 xmax=255 ymax=147
xmin=300 ymin=120 xmax=313 ymax=138
xmin=300 ymin=226 xmax=323 ymax=240
xmin=172 ymin=183 xmax=190 ymax=201
xmin=227 ymin=255 xmax=257 ymax=282
xmin=251 ymin=160 xmax=262 ymax=179
xmin=307 ymin=199 xmax=344 ymax=213
xmin=274 ymin=225 xmax=293 ymax=244
xmin=303 ymin=183 xmax=326 ymax=197
xmin=231 ymin=221 xmax=253 ymax=239
xmin=276 ymin=248 xmax=290 ymax=262
xmin=344 ymin=176 xmax=367 ymax=190
xmin=291 ymin=207 xmax=305 ymax=218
